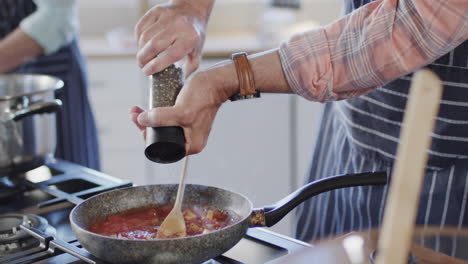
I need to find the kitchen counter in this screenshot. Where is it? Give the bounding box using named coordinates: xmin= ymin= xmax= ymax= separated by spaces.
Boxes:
xmin=80 ymin=33 xmax=266 ymax=59
xmin=273 ymin=227 xmax=468 ymax=264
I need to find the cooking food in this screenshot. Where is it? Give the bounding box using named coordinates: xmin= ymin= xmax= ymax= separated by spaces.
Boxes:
xmin=89 ymin=203 xmax=238 ymax=240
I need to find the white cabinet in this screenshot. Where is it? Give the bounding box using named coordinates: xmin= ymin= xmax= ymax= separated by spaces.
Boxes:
xmin=86 ymin=57 xmax=148 ymax=185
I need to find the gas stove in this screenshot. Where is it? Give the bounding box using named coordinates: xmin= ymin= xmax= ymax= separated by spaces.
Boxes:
xmin=0 ymin=159 xmax=311 ymax=264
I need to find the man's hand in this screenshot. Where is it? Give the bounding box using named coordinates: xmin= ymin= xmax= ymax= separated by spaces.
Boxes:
xmin=130 ymin=70 xmax=231 ymax=155
xmin=135 ymin=0 xmax=214 ymax=77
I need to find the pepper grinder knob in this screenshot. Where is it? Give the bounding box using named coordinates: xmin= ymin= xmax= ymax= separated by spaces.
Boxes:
xmin=145 ymin=64 xmax=186 ymax=163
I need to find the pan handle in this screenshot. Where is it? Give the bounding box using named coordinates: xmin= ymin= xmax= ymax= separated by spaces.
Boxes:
xmin=253 ymin=171 xmax=387 ymax=227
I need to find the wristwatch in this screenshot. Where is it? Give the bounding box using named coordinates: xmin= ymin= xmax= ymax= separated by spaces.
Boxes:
xmin=229 ymin=52 xmax=261 ymax=101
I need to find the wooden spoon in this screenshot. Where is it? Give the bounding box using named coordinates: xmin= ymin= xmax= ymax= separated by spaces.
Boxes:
xmin=375 ymin=69 xmax=443 ymax=264
xmin=157 ymin=156 xmax=189 ymax=239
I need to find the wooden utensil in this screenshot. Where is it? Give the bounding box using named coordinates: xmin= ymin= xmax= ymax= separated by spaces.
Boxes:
xmin=375 ymin=69 xmax=443 ymax=264
xmin=157 ymin=156 xmax=189 ymax=238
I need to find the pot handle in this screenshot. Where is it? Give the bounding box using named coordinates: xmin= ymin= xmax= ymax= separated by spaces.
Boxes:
xmin=255 ymin=171 xmax=387 ymax=227
xmin=11 ymin=99 xmax=62 ymax=121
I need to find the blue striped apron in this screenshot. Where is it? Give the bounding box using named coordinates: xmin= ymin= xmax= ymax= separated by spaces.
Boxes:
xmin=295 ymin=0 xmax=468 ymax=253
xmin=0 ymin=0 xmax=100 ymax=170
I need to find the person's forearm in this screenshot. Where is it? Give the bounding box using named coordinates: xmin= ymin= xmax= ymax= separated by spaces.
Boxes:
xmin=280 ymin=0 xmax=468 ymax=102
xmin=20 ymin=0 xmax=77 ymax=55
xmin=133 ymin=48 xmax=294 ymax=154
xmin=199 ymin=49 xmax=292 ymax=102
xmin=0 ymin=28 xmax=43 ymax=73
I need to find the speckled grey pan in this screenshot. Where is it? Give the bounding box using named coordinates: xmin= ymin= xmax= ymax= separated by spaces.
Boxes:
xmin=70 ymin=172 xmax=387 ymax=264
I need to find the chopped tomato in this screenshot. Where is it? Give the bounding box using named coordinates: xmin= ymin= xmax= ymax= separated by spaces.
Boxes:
xmin=89 ymin=203 xmax=238 ymax=240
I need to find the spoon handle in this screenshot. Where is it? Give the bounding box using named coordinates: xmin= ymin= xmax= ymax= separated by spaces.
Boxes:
xmin=376 ymin=69 xmax=443 ymax=264
xmin=174 ymin=156 xmax=189 ymax=210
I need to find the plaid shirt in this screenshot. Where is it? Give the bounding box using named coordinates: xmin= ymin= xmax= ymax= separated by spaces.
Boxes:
xmin=279 ymin=0 xmax=468 ymax=102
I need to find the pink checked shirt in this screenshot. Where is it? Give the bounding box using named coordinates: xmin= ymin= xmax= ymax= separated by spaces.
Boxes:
xmin=279 ymin=0 xmax=468 ymax=102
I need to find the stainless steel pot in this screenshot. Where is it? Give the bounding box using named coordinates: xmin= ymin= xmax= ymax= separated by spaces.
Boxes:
xmin=0 ymin=74 xmax=63 ymax=175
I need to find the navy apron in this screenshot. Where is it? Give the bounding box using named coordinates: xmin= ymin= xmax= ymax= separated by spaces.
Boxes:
xmin=295 ymin=0 xmax=468 ymax=256
xmin=0 ymin=0 xmax=100 ymax=170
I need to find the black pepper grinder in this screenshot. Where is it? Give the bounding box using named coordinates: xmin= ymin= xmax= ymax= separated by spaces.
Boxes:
xmin=145 ymin=64 xmax=186 ymax=163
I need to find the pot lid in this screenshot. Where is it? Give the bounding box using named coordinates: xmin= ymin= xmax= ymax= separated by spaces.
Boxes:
xmin=0 ymin=74 xmax=64 ymax=101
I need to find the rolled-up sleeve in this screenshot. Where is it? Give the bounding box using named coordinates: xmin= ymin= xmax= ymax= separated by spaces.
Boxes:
xmin=279 ymin=0 xmax=468 ymax=102
xmin=20 ymin=0 xmax=78 ymax=55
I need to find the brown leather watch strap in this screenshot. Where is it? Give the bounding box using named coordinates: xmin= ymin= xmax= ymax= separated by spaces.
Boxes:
xmin=230 ymin=52 xmax=260 ymax=101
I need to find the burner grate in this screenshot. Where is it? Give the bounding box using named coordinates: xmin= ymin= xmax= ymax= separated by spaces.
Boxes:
xmin=18 ymin=160 xmax=132 ymax=207
xmin=0 ymin=224 xmax=103 ymax=264
xmin=0 ymin=176 xmax=27 ymax=200
xmin=0 ymin=214 xmax=55 ymax=258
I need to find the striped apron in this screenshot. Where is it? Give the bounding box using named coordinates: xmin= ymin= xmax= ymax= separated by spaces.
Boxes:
xmin=0 ymin=0 xmax=100 ymax=170
xmin=295 ymin=0 xmax=468 ymax=253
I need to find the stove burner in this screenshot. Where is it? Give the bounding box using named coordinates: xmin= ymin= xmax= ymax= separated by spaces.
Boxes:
xmin=0 ymin=214 xmax=55 ymax=256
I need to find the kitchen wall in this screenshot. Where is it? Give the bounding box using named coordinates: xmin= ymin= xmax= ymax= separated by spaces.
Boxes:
xmin=78 ymin=0 xmax=341 ymax=237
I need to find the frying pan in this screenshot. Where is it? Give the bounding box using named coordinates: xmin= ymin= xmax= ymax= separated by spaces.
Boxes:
xmin=70 ymin=171 xmax=387 ymax=264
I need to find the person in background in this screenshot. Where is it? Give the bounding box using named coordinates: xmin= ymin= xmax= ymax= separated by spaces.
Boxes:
xmin=0 ymin=0 xmax=100 ymax=170
xmin=131 ymin=0 xmax=467 ymax=244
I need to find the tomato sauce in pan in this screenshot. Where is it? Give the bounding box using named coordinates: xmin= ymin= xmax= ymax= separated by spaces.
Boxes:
xmin=89 ymin=203 xmax=239 ymax=240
